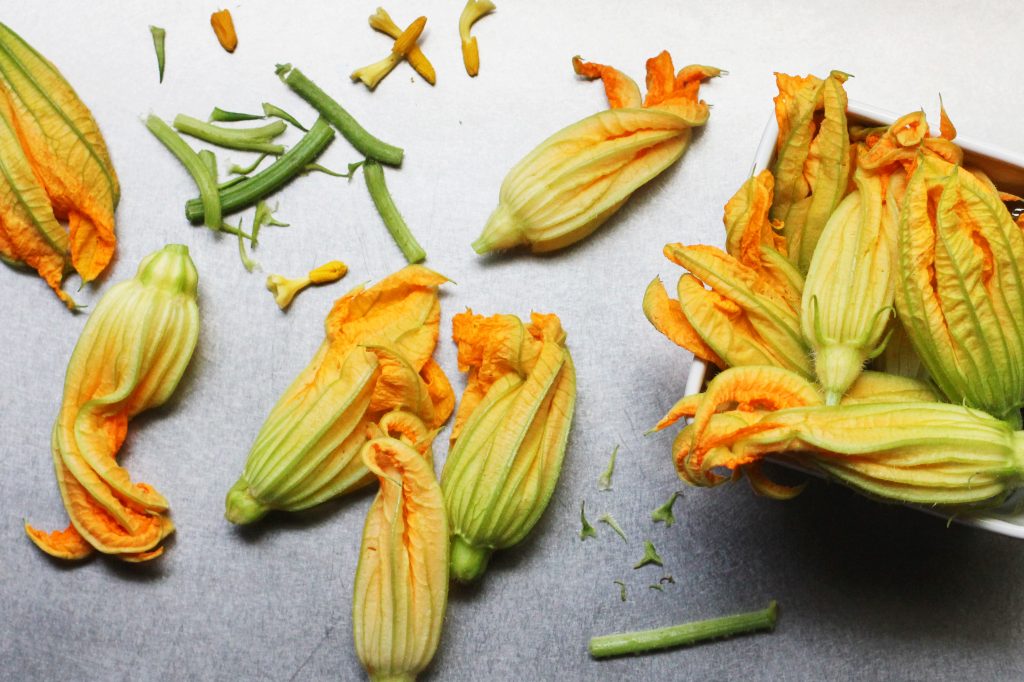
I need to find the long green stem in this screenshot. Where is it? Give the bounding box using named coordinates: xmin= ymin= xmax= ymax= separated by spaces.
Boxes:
xmin=185 ymin=117 xmax=334 ymax=222
xmin=588 ymin=601 xmax=778 ymax=659
xmin=146 ymin=114 xmax=221 ymax=230
xmin=363 ymin=159 xmax=425 ymax=263
xmin=173 ymin=114 xmax=286 ymax=154
xmin=277 ymin=64 xmax=403 ymax=166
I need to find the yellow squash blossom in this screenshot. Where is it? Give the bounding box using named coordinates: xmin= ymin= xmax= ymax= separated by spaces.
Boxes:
xmin=645 ymin=171 xmax=810 ymax=376
xmin=659 ymin=366 xmax=1023 ymax=507
xmin=0 ymin=22 xmax=120 ymax=295
xmin=770 ymin=71 xmax=851 ymax=272
xmin=896 ymin=155 xmax=1024 ymax=427
xmin=472 ymin=51 xmax=719 ymax=254
xmin=25 ymin=245 xmax=199 ymax=561
xmin=441 ymin=311 xmax=576 ymax=582
xmin=225 ymin=266 xmax=455 ymax=524
xmin=353 ymin=435 xmax=448 ymax=682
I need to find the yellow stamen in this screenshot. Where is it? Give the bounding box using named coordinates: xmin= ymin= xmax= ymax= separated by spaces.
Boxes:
xmin=266 ymin=260 xmax=348 ymax=310
xmin=351 ymin=16 xmax=427 ymax=90
xmin=459 ymin=0 xmax=495 ymax=77
xmin=369 ymin=8 xmax=436 ymax=85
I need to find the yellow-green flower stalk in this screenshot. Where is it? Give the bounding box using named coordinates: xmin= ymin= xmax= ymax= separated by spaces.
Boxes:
xmin=26 ymin=244 xmax=199 ymax=561
xmin=801 ymin=170 xmax=902 ymax=404
xmin=266 ymin=260 xmax=348 ymax=310
xmin=441 ymin=311 xmax=576 ymax=582
xmin=226 ymin=266 xmax=455 ymax=524
xmin=353 ymin=436 xmax=448 ymax=682
xmin=896 ymin=156 xmax=1024 ymax=428
xmin=770 ymin=71 xmax=851 ymax=272
xmin=473 ymin=52 xmax=719 ymax=254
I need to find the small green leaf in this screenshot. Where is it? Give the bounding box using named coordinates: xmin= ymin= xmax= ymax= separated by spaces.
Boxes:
xmin=579 ymin=501 xmax=597 ymax=541
xmin=613 ymin=580 xmax=627 ymax=602
xmin=651 ymin=491 xmax=682 ymax=527
xmin=633 ymin=540 xmax=663 ymax=569
xmin=598 ymin=445 xmax=618 ymax=491
xmin=598 ymin=514 xmax=627 ymax=543
xmin=149 ymin=26 xmax=166 ymax=83
xmin=648 ymin=584 xmax=664 ymax=592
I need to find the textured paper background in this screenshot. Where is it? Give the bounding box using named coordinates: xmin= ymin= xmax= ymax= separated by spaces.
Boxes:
xmin=3 ymin=1 xmax=1024 ymax=680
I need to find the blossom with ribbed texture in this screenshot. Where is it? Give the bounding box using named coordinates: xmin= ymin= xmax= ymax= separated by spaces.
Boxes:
xmin=441 ymin=311 xmax=576 ymax=582
xmin=25 ymin=245 xmax=198 ymax=561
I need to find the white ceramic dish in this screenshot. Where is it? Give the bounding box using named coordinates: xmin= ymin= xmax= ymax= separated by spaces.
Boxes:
xmin=683 ymin=101 xmax=1024 ymax=539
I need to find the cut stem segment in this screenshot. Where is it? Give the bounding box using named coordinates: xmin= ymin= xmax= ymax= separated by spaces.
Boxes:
xmin=146 ymin=114 xmax=222 ymax=230
xmin=173 ymin=115 xmax=285 ymax=154
xmin=589 ymin=601 xmax=778 ymax=658
xmin=363 ymin=159 xmax=426 ymax=263
xmin=277 ymin=64 xmax=404 ymax=166
xmin=184 ymin=117 xmax=334 ymax=222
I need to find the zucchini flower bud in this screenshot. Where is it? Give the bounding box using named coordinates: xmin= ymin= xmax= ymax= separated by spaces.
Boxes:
xmin=25 ymin=244 xmax=199 ymax=561
xmin=896 ymin=156 xmax=1024 ymax=427
xmin=266 ymin=260 xmax=348 ymax=310
xmin=226 ymin=266 xmax=455 ymax=524
xmin=801 ymin=170 xmax=900 ymax=404
xmin=353 ymin=436 xmax=448 ymax=682
xmin=770 ymin=71 xmax=852 ymax=272
xmin=441 ymin=311 xmax=576 ymax=582
xmin=472 ymin=51 xmax=719 ymax=254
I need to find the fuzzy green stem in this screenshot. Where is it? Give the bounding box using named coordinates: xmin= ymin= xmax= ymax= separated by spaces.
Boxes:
xmin=146 ymin=114 xmax=222 ymax=230
xmin=225 ymin=479 xmax=270 ymax=525
xmin=185 ymin=117 xmax=335 ymax=222
xmin=589 ymin=601 xmax=778 ymax=659
xmin=209 ymin=107 xmax=264 ymax=122
xmin=262 ymin=102 xmax=308 ymax=131
xmin=815 ymin=343 xmax=866 ymax=406
xmin=277 ymin=64 xmax=403 ymax=166
xmin=363 ymin=159 xmax=426 ymax=263
xmin=173 ymin=114 xmax=286 ymax=154
xmin=450 ymin=535 xmax=491 ymax=583
xmin=369 ymin=674 xmax=415 ymax=682
xmin=149 ymin=26 xmax=166 ymax=83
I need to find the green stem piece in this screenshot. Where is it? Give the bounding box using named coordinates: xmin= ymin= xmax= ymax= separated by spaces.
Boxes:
xmin=233 ymin=220 xmax=258 ymax=272
xmin=209 ymin=107 xmax=264 ymax=122
xmin=579 ymin=500 xmax=597 ymax=541
xmin=185 ymin=117 xmax=335 ymax=222
xmin=146 ymin=114 xmax=221 ymax=230
xmin=651 ymin=491 xmax=682 ymax=527
xmin=588 ymin=601 xmax=778 ymax=659
xmin=303 ymin=162 xmax=357 ymax=178
xmin=173 ymin=114 xmax=286 ymax=154
xmin=149 ymin=26 xmax=166 ymax=83
xmin=218 ymin=175 xmax=249 ymax=191
xmin=229 ymin=153 xmax=270 ymax=176
xmin=276 ymin=64 xmax=403 ymax=166
xmin=362 ymin=159 xmax=426 ymax=263
xmin=648 ymin=584 xmax=664 ymax=592
xmin=633 ymin=540 xmax=663 ymax=569
xmin=598 ymin=514 xmax=627 ymax=543
xmin=598 ymin=445 xmax=619 ymax=491
xmin=251 ymin=200 xmax=289 ymax=247
xmin=262 ymin=102 xmax=308 ymax=131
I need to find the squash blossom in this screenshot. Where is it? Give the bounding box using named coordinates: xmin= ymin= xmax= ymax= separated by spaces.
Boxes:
xmin=472 ymin=51 xmax=720 ymax=254
xmin=659 ymin=366 xmax=1024 ymax=507
xmin=225 ymin=266 xmax=455 ymax=524
xmin=770 ymin=71 xmax=851 ymax=273
xmin=896 ymin=154 xmax=1024 ymax=428
xmin=441 ymin=310 xmax=576 ymax=582
xmin=644 ymin=172 xmax=811 ymax=377
xmin=25 ymin=245 xmax=199 ymax=561
xmin=353 ymin=435 xmax=448 ymax=682
xmin=0 ymin=22 xmax=120 ymax=301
